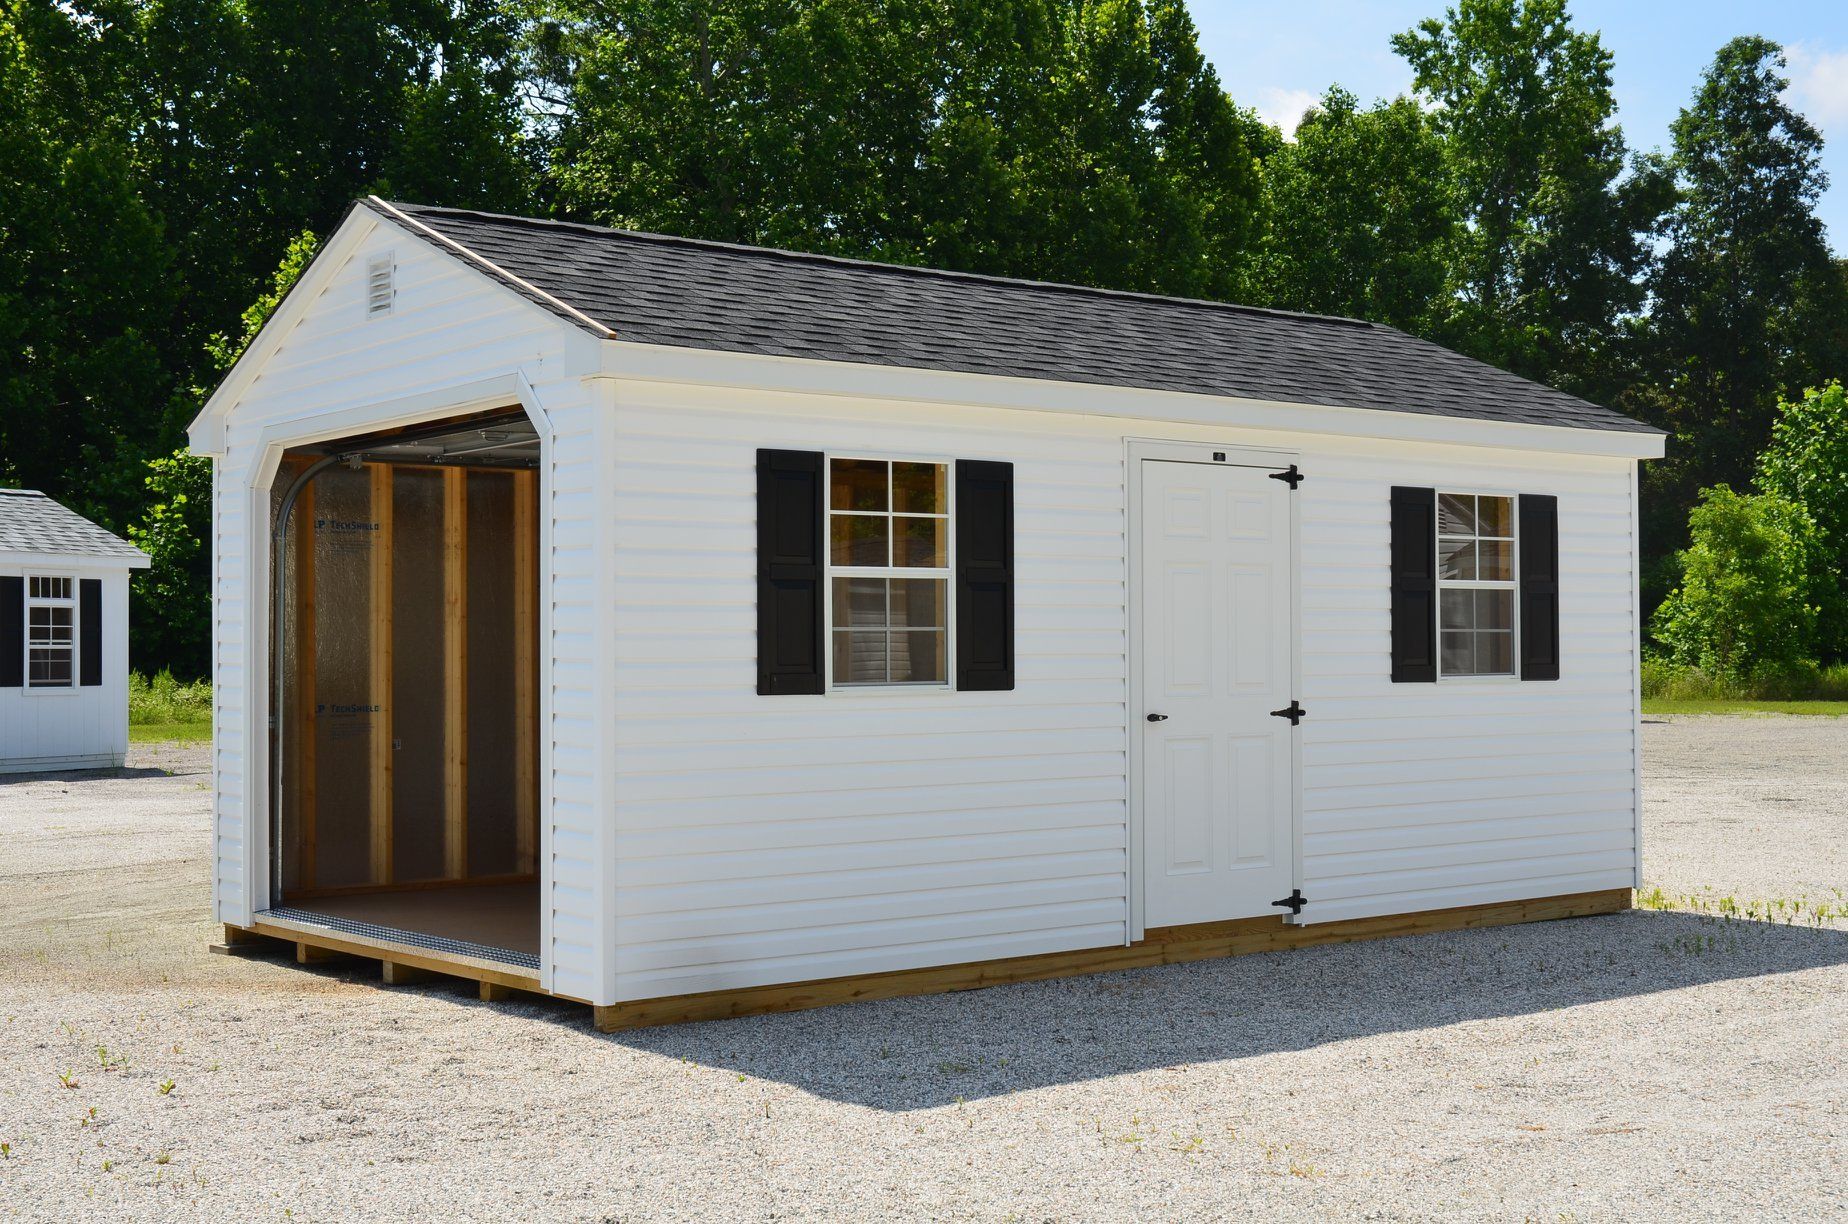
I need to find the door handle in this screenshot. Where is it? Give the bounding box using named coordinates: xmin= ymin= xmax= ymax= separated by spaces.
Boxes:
xmin=1146 ymin=713 xmax=1168 ymax=722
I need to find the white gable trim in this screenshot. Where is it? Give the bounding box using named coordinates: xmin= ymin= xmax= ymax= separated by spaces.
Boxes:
xmin=187 ymin=210 xmax=382 ymax=455
xmin=365 ymin=197 xmax=617 ymax=339
xmin=188 ymin=205 xmax=604 ymax=455
xmin=597 ymin=340 xmax=1667 ymax=460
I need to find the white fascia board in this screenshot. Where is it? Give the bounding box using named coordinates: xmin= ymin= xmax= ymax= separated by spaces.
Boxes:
xmin=186 ymin=210 xmax=384 ymax=455
xmin=597 ymin=339 xmax=1667 ymax=460
xmin=0 ymin=551 xmax=149 ymax=571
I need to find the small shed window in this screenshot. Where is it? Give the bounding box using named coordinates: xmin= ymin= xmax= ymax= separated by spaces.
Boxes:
xmin=1437 ymin=493 xmax=1516 ymax=677
xmin=27 ymin=575 xmax=76 ymax=688
xmin=827 ymin=457 xmax=950 ymax=685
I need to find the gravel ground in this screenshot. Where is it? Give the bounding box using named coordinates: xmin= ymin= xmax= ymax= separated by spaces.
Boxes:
xmin=0 ymin=720 xmax=1843 ymax=1221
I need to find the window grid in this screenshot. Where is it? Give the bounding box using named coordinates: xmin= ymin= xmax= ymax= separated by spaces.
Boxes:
xmin=1436 ymin=493 xmax=1518 ymax=679
xmin=826 ymin=457 xmax=952 ymax=687
xmin=26 ymin=574 xmax=77 ymax=689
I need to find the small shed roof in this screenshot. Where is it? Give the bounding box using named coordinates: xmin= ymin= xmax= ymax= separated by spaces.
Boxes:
xmin=0 ymin=490 xmax=149 ymax=565
xmin=367 ymin=198 xmax=1661 ymax=437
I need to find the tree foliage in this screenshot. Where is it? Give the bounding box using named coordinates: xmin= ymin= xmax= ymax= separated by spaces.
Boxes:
xmin=1639 ymin=38 xmax=1845 ymax=547
xmin=1755 ymin=382 xmax=1848 ymax=661
xmin=1651 ymin=486 xmax=1821 ymax=684
xmin=542 ymin=0 xmax=1265 ymax=297
xmin=1392 ymin=0 xmax=1671 ymax=395
xmin=126 ymin=231 xmax=321 ymax=679
xmin=1248 ymin=88 xmax=1455 ymax=333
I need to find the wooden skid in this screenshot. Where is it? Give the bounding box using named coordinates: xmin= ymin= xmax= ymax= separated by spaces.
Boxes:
xmin=592 ymin=888 xmax=1633 ymax=1033
xmin=235 ymin=918 xmax=543 ymax=994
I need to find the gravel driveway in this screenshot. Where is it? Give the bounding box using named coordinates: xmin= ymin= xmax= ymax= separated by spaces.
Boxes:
xmin=1 ymin=719 xmax=1842 ymax=1221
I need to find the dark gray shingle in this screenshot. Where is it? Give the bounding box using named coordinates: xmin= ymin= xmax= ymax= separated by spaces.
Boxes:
xmin=371 ymin=200 xmax=1659 ymax=436
xmin=0 ymin=490 xmax=148 ymax=562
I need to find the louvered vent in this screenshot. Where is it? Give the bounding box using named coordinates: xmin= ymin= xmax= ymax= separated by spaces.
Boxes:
xmin=366 ymin=254 xmax=395 ymax=317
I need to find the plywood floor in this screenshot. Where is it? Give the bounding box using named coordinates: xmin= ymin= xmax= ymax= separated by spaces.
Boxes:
xmin=289 ymin=882 xmax=540 ymax=957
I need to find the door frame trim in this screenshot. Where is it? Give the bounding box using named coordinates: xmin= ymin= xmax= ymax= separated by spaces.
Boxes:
xmin=1125 ymin=438 xmax=1304 ymax=942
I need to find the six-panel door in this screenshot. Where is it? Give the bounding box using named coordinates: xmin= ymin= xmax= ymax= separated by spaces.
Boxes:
xmin=1139 ymin=459 xmax=1295 ymax=928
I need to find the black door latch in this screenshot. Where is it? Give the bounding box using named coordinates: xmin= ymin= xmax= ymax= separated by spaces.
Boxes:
xmin=1146 ymin=713 xmax=1169 ymax=722
xmin=1272 ymin=889 xmax=1307 ymax=915
xmin=1268 ymin=464 xmax=1303 ymax=489
xmin=1269 ymin=700 xmax=1306 ymax=725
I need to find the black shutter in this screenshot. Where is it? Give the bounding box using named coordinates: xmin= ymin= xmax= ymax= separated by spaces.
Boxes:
xmin=756 ymin=449 xmax=825 ymax=695
xmin=1519 ymin=494 xmax=1561 ymax=681
xmin=955 ymin=460 xmax=1014 ymax=691
xmin=0 ymin=576 xmax=21 ymax=688
xmin=1390 ymin=486 xmax=1437 ymax=683
xmin=80 ymin=578 xmax=103 ymax=686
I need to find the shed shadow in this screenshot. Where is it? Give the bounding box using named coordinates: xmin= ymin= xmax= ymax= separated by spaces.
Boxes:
xmin=598 ymin=910 xmax=1847 ymax=1111
xmin=0 ymin=764 xmax=199 ymax=784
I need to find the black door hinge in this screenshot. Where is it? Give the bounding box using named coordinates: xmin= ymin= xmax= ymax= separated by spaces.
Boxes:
xmin=1268 ymin=464 xmax=1303 ymax=489
xmin=1272 ymin=889 xmax=1307 ymax=915
xmin=1270 ymin=700 xmax=1306 ymax=725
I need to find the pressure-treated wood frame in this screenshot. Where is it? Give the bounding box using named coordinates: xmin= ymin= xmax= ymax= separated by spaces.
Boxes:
xmin=219 ymin=889 xmax=1629 ymax=1032
xmin=589 ymin=888 xmax=1633 ymax=1032
xmin=279 ymin=456 xmax=542 ymax=904
xmin=513 ymin=468 xmax=538 ymax=875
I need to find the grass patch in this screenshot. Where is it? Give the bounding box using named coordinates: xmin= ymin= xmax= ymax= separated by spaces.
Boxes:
xmin=129 ymin=720 xmax=212 ymax=743
xmin=1636 ymin=884 xmax=1847 ymax=926
xmin=128 ymin=670 xmax=211 ymax=722
xmin=1641 ymin=657 xmax=1848 ymax=702
xmin=1643 ymin=698 xmax=1848 ymax=716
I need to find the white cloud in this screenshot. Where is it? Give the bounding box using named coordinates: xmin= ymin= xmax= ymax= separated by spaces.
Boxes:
xmin=1253 ymin=87 xmax=1322 ymax=140
xmin=1786 ymin=43 xmax=1848 ymax=132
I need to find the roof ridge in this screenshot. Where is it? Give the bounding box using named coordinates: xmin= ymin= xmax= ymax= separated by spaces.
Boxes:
xmin=375 ymin=200 xmax=1377 ymax=332
xmin=0 ymin=488 xmax=46 ymax=497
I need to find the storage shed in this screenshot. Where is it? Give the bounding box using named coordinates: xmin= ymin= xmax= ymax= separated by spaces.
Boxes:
xmin=190 ymin=197 xmax=1665 ymax=1029
xmin=0 ymin=490 xmax=149 ymax=773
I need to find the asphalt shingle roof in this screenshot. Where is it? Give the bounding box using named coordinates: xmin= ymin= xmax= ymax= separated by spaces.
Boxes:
xmin=0 ymin=490 xmax=147 ymax=562
xmin=369 ymin=199 xmax=1659 ymax=436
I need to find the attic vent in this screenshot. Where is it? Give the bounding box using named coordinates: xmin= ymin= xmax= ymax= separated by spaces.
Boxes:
xmin=366 ymin=254 xmax=395 ymax=317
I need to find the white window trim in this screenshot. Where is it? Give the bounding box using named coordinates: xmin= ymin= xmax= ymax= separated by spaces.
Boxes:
xmin=823 ymin=451 xmax=957 ymax=693
xmin=24 ymin=572 xmax=79 ymax=695
xmin=1435 ymin=489 xmax=1521 ymax=684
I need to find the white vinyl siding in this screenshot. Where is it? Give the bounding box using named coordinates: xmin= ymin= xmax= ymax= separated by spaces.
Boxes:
xmin=606 ymin=376 xmax=1642 ymax=1000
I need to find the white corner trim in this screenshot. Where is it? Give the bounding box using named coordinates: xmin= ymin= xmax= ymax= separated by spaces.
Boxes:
xmin=366 ymin=197 xmax=618 ymax=340
xmin=597 ymin=339 xmax=1668 ymax=460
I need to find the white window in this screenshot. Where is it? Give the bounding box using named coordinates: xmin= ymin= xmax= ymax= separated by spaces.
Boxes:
xmin=827 ymin=457 xmax=950 ymax=686
xmin=1437 ymin=493 xmax=1516 ymax=678
xmin=27 ymin=575 xmax=76 ymax=689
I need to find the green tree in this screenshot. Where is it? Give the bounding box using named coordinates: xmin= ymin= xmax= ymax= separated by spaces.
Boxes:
xmin=542 ymin=0 xmax=1263 ymax=297
xmin=1392 ymin=0 xmax=1671 ymax=395
xmin=1249 ymin=88 xmax=1456 ymax=334
xmin=1641 ymin=38 xmax=1845 ymax=550
xmin=0 ymin=16 xmax=175 ymax=528
xmin=1651 ymin=485 xmax=1820 ymax=684
xmin=128 ymin=231 xmax=321 ymax=680
xmin=1755 ymin=382 xmax=1848 ymax=661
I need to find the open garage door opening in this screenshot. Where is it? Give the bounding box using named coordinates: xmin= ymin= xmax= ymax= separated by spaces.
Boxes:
xmin=269 ymin=409 xmax=541 ymax=969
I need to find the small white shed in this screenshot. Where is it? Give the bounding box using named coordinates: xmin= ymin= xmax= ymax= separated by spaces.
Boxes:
xmin=190 ymin=197 xmax=1666 ymax=1029
xmin=0 ymin=490 xmax=149 ymax=773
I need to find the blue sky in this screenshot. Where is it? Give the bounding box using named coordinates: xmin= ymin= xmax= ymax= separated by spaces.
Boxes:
xmin=1191 ymin=1 xmax=1848 ymax=250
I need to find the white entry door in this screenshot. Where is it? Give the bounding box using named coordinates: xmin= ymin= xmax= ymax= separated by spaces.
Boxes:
xmin=1139 ymin=457 xmax=1296 ymax=928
